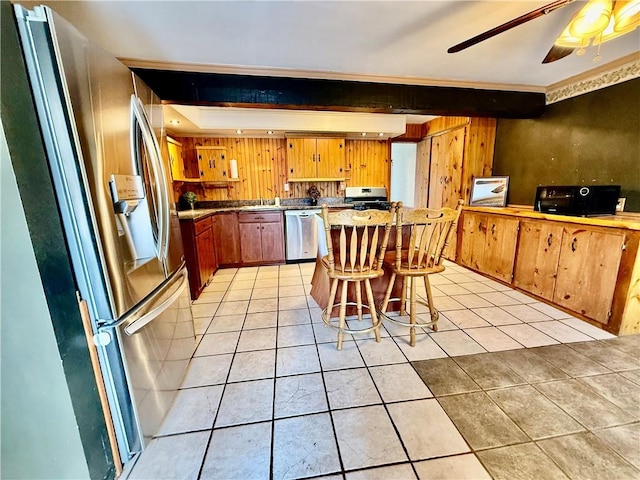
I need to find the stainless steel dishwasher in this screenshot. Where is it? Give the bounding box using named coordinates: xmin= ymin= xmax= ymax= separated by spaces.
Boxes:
xmin=285 ymin=209 xmax=321 ymax=261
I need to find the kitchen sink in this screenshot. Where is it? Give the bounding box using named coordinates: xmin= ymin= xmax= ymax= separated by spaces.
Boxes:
xmin=240 ymin=205 xmax=278 ymax=210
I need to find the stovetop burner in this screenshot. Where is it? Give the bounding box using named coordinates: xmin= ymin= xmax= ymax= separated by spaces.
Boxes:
xmin=351 ymin=201 xmax=392 ymax=211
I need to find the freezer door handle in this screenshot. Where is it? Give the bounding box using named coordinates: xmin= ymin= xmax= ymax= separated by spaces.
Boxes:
xmin=123 ymin=267 xmax=188 ymax=336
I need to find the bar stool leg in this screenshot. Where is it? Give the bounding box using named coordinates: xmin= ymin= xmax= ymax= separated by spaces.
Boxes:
xmin=355 ymin=280 xmax=363 ymax=322
xmin=423 ymin=275 xmax=438 ymax=332
xmin=409 ymin=276 xmax=417 ymax=347
xmin=380 ymin=272 xmax=396 ymax=314
xmin=324 ymin=277 xmax=339 ymax=326
xmin=364 ymin=278 xmax=381 ymax=343
xmin=400 ymin=275 xmax=408 ymax=316
xmin=337 ymin=279 xmax=349 ymax=350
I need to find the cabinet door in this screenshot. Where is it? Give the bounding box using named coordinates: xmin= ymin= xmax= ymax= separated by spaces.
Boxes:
xmin=554 ymin=228 xmax=625 ymax=324
xmin=213 ymin=213 xmax=241 ymax=265
xmin=457 ymin=212 xmax=486 ymax=271
xmin=198 ymin=148 xmax=227 ymax=182
xmin=195 ymin=227 xmax=216 ymax=286
xmin=167 ymin=138 xmax=184 ymax=181
xmin=316 ymin=138 xmax=345 ymax=178
xmin=483 ymin=216 xmax=519 ymax=283
xmin=239 ymin=222 xmax=263 ymax=263
xmin=513 ymin=220 xmax=563 ymax=300
xmin=260 ymin=222 xmax=285 ymax=263
xmin=287 ymin=138 xmax=317 ymax=179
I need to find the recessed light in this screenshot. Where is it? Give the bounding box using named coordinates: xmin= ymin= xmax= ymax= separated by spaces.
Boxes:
xmin=169 ymin=120 xmax=180 ymax=125
xmin=361 ymin=132 xmax=367 ymax=136
xmin=267 ymin=130 xmax=274 ymax=135
xmin=236 ymin=129 xmax=243 ymax=134
xmin=378 ymin=132 xmax=385 ymax=137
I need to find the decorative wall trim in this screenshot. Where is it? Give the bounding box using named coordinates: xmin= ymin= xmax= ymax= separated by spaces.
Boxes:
xmin=546 ymin=53 xmax=640 ymax=104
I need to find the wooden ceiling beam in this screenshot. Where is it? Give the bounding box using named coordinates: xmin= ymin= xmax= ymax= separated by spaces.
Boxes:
xmin=132 ymin=69 xmax=546 ymax=119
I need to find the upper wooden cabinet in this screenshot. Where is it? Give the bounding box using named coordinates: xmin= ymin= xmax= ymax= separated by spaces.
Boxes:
xmin=286 ymin=138 xmax=345 ymax=181
xmin=167 ymin=137 xmax=186 ymax=181
xmin=196 ymin=146 xmax=228 ymax=182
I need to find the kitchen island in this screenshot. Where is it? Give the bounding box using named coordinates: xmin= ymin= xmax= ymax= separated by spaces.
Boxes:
xmin=457 ymin=206 xmax=640 ymax=335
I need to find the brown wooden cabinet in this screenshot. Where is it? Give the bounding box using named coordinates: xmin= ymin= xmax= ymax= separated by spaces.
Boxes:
xmin=286 ymin=138 xmax=345 ymax=180
xmin=553 ymin=227 xmax=625 ymax=324
xmin=212 ymin=212 xmax=241 ymax=266
xmin=180 ymin=215 xmax=217 ymax=299
xmin=513 ymin=220 xmax=564 ymax=300
xmin=167 ymin=136 xmax=185 ymax=181
xmin=458 ymin=211 xmax=519 ymax=283
xmin=459 ymin=207 xmax=640 ymax=334
xmin=238 ymin=211 xmax=285 ymax=264
xmin=196 ymin=146 xmax=228 ymax=182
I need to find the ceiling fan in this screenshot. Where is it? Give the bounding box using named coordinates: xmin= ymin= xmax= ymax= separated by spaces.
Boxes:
xmin=448 ymin=0 xmax=640 ymax=64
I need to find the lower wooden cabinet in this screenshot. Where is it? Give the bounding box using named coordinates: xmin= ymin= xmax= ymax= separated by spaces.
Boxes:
xmin=180 ymin=215 xmax=217 ymax=300
xmin=552 ymin=227 xmax=625 ymax=323
xmin=212 ymin=212 xmax=241 ymax=266
xmin=459 ymin=207 xmax=640 ymax=335
xmin=238 ymin=211 xmax=285 ymax=264
xmin=513 ymin=220 xmax=564 ymax=300
xmin=458 ymin=211 xmax=519 ymax=283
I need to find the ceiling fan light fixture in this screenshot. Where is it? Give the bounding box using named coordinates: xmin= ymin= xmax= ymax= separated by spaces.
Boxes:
xmin=569 ymin=0 xmax=613 ymax=37
xmin=613 ymin=0 xmax=640 ymax=31
xmin=555 ymin=23 xmax=590 ymax=47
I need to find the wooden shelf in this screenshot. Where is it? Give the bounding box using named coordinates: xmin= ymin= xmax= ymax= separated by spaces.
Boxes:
xmin=172 ymin=178 xmax=241 ymax=188
xmin=287 ymin=177 xmax=346 ymax=182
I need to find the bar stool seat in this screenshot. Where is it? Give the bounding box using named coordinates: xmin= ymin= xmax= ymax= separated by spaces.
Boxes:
xmin=380 ymin=200 xmax=462 ymax=346
xmin=320 ymin=204 xmax=396 ymax=350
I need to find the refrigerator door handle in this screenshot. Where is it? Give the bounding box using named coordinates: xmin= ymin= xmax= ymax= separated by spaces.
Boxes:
xmin=130 ymin=95 xmax=170 ymax=265
xmin=123 ymin=267 xmax=188 ymax=336
xmin=98 ymin=264 xmax=187 ymax=332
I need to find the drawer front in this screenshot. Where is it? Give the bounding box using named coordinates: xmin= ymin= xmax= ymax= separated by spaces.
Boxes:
xmin=194 ymin=215 xmax=213 ymax=235
xmin=238 ymin=212 xmax=282 ymax=224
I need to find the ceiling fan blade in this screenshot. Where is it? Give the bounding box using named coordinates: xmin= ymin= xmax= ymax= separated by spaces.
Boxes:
xmin=447 ymin=0 xmax=575 ymax=54
xmin=542 ymin=44 xmax=576 ymax=63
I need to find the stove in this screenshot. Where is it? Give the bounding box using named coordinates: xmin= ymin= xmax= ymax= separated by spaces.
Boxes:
xmin=344 ymin=187 xmax=392 ymax=211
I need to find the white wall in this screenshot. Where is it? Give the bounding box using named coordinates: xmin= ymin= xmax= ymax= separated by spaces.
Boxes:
xmin=0 ymin=121 xmax=90 ymax=479
xmin=390 ymin=143 xmax=417 ymax=207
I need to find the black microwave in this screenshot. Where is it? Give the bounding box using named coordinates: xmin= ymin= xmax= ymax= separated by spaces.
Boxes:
xmin=534 ymin=185 xmax=621 ymax=217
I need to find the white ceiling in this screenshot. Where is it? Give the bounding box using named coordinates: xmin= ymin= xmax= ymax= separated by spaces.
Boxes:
xmin=19 ymin=0 xmax=640 ymax=137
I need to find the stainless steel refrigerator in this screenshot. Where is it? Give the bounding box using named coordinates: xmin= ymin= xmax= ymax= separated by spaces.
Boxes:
xmin=14 ymin=4 xmax=196 ymax=466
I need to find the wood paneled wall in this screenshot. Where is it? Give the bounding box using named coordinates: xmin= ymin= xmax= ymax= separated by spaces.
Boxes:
xmin=170 ymin=136 xmax=391 ymax=201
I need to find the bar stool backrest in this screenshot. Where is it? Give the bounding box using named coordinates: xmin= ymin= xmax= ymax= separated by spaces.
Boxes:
xmin=321 ymin=204 xmax=397 ymax=276
xmin=394 ymin=201 xmax=463 ymax=272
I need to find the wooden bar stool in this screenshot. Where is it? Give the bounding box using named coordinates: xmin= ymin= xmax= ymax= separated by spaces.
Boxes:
xmin=380 ymin=200 xmax=463 ymax=346
xmin=320 ymin=204 xmax=397 ymax=350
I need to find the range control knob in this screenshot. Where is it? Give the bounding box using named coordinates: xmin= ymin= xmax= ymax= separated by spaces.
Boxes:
xmin=579 ymin=187 xmax=590 ymax=196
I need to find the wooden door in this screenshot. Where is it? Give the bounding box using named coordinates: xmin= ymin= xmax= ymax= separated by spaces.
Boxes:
xmin=457 ymin=212 xmax=486 ymax=272
xmin=513 ymin=220 xmax=563 ymax=300
xmin=414 ymin=137 xmax=432 ymax=208
xmin=287 ymin=138 xmax=317 ymax=179
xmin=554 ymin=228 xmax=625 ymax=324
xmin=483 ymin=216 xmax=519 ymax=283
xmin=428 ymin=127 xmax=465 ymax=209
xmin=316 ymin=138 xmax=345 ymax=178
xmin=213 ymin=212 xmax=241 ymax=265
xmin=195 ymin=227 xmax=215 ymax=287
xmin=197 ymin=147 xmax=227 ymax=182
xmin=167 ymin=137 xmax=184 ymax=181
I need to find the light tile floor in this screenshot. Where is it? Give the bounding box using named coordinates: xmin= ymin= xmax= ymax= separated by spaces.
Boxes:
xmin=127 ymin=261 xmax=640 ymax=480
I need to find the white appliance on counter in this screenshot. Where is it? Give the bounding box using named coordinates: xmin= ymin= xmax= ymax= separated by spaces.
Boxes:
xmin=285 ymin=209 xmax=321 ymax=261
xmin=15 ymin=4 xmax=195 ymax=469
